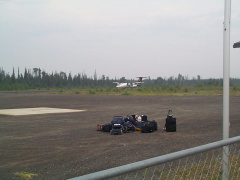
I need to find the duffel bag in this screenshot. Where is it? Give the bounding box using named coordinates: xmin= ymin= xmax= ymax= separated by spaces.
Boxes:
xmin=141 ymin=120 xmax=157 ymax=133
xmin=102 ymin=123 xmax=112 ymax=132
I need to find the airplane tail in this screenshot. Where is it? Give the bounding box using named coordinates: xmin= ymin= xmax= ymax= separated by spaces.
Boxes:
xmin=136 ymin=77 xmax=147 ymax=82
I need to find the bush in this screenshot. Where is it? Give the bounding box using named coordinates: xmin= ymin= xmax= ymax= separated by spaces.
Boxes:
xmin=87 ymin=89 xmax=96 ymax=95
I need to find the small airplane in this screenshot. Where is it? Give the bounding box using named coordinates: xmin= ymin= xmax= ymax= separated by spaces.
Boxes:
xmin=113 ymin=77 xmax=147 ymax=88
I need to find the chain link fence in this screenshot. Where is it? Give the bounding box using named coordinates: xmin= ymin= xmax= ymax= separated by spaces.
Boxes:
xmin=69 ymin=136 xmax=240 ymax=180
xmin=111 ymin=144 xmax=239 ymax=180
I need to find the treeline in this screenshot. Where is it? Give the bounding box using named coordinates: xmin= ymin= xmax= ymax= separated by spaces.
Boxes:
xmin=0 ymin=67 xmax=240 ymax=90
xmin=0 ymin=68 xmax=114 ymax=90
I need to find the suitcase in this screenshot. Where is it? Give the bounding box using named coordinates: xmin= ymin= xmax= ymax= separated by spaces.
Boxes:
xmin=166 ymin=117 xmax=176 ymax=132
xmin=97 ymin=124 xmax=104 ymax=131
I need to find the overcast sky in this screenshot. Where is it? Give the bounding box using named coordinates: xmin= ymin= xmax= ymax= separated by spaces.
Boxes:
xmin=1 ymin=0 xmax=240 ymax=80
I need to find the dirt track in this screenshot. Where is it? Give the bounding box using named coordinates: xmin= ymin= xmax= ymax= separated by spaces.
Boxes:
xmin=0 ymin=91 xmax=239 ymax=180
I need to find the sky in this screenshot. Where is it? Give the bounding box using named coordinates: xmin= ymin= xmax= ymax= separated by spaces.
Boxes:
xmin=0 ymin=0 xmax=240 ymax=80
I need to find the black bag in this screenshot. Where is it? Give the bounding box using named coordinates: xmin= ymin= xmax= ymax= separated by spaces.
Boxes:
xmin=141 ymin=115 xmax=148 ymax=122
xmin=166 ymin=117 xmax=176 ymax=132
xmin=102 ymin=123 xmax=112 ymax=132
xmin=126 ymin=115 xmax=136 ymax=125
xmin=152 ymin=120 xmax=157 ymax=131
xmin=141 ymin=120 xmax=157 ymax=133
xmin=131 ymin=115 xmax=136 ymax=120
xmin=111 ymin=116 xmax=124 ymax=124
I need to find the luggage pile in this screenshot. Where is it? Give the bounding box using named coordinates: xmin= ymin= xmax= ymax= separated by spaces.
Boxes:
xmin=97 ymin=110 xmax=177 ymax=135
xmin=98 ymin=115 xmax=158 ymax=135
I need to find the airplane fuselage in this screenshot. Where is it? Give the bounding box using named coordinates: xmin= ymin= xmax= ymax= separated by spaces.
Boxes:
xmin=116 ymin=83 xmax=138 ymax=88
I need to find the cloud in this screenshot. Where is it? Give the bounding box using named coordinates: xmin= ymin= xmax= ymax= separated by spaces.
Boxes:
xmin=0 ymin=0 xmax=239 ymax=79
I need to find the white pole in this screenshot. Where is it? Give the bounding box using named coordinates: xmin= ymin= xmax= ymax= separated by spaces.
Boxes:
xmin=222 ymin=0 xmax=231 ymax=179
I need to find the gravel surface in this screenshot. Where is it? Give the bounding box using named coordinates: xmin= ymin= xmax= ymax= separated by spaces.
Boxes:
xmin=0 ymin=91 xmax=239 ymax=179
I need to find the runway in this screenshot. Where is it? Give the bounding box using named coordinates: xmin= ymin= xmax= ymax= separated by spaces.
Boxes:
xmin=0 ymin=91 xmax=239 ymax=179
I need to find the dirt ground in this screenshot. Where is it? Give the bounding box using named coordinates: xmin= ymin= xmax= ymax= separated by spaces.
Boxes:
xmin=0 ymin=91 xmax=239 ymax=180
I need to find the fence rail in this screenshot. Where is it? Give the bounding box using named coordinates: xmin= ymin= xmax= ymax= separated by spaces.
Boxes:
xmin=69 ymin=136 xmax=240 ymax=180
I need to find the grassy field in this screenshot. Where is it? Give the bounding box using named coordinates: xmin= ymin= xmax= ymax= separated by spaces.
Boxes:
xmin=36 ymin=85 xmax=240 ymax=96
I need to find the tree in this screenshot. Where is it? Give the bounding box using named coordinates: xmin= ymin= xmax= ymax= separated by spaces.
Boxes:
xmin=197 ymin=75 xmax=201 ymax=81
xmin=101 ymin=75 xmax=105 ymax=81
xmin=11 ymin=68 xmax=15 ymax=83
xmin=168 ymin=76 xmax=174 ymax=85
xmin=94 ymin=70 xmax=97 ymax=81
xmin=18 ymin=67 xmax=20 ymax=79
xmin=33 ymin=68 xmax=39 ymax=78
xmin=60 ymin=71 xmax=67 ymax=86
xmin=120 ymin=77 xmax=126 ymax=83
xmin=38 ymin=68 xmax=41 ymax=79
xmin=177 ymin=74 xmax=184 ymax=86
xmin=155 ymin=77 xmax=165 ymax=86
xmin=24 ymin=68 xmax=28 ymax=81
xmin=0 ymin=68 xmax=5 ymax=82
xmin=68 ymin=72 xmax=72 ymax=85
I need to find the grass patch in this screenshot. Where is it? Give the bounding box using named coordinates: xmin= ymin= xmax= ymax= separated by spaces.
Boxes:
xmin=14 ymin=172 xmax=38 ymax=179
xmin=34 ymin=85 xmax=240 ymax=96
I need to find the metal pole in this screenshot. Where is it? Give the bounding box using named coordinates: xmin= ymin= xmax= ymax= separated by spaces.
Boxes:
xmin=222 ymin=0 xmax=231 ymax=179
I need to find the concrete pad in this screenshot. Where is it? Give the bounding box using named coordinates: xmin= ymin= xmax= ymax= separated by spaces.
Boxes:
xmin=0 ymin=107 xmax=86 ymax=116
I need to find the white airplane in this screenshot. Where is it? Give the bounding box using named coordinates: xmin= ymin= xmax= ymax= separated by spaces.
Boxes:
xmin=113 ymin=77 xmax=147 ymax=88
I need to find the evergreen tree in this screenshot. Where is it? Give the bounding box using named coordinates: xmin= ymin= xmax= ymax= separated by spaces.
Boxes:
xmin=68 ymin=72 xmax=72 ymax=85
xmin=11 ymin=68 xmax=15 ymax=83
